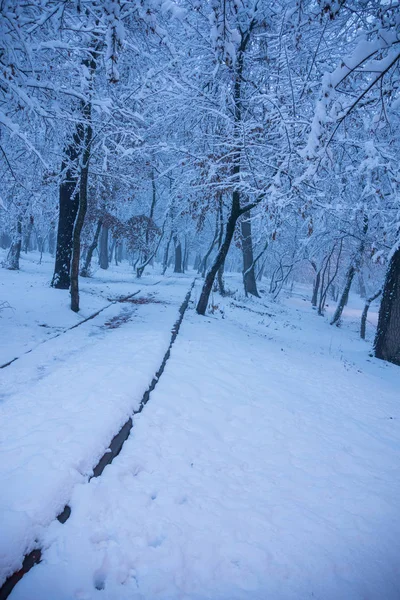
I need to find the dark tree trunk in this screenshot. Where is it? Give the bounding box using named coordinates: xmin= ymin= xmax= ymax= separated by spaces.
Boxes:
xmin=48 ymin=226 xmax=56 ymax=255
xmin=117 ymin=242 xmax=123 ymax=264
xmin=358 ymin=271 xmax=367 ymax=299
xmin=51 ymin=129 xmax=81 ymax=289
xmin=70 ymin=118 xmax=92 ymax=312
xmin=201 ymin=212 xmax=220 ymax=277
xmin=330 ymin=265 xmax=356 ymax=325
xmin=197 ymin=30 xmax=253 ymax=315
xmin=174 ymin=236 xmax=183 ymax=273
xmin=183 ymin=236 xmax=189 ymax=272
xmin=374 ymin=246 xmax=400 ymax=365
xmin=23 ymin=216 xmax=34 ymax=253
xmin=109 ymin=238 xmax=116 ymax=263
xmin=197 ymin=192 xmax=240 ymax=315
xmin=217 ymin=261 xmax=226 ymax=296
xmin=241 ymin=213 xmax=259 ymax=297
xmin=162 ymin=233 xmax=173 ymax=275
xmin=81 ymin=217 xmax=102 ymax=277
xmin=361 ymin=288 xmax=382 ymax=340
xmin=311 ymin=261 xmax=321 ymax=307
xmin=193 ymin=254 xmax=201 ymax=271
xmin=5 ymin=220 xmax=22 ymax=270
xmin=99 ymin=225 xmax=109 ymax=270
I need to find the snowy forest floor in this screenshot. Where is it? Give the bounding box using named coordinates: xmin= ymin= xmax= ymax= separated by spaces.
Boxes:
xmin=1 ymin=252 xmax=400 ymax=600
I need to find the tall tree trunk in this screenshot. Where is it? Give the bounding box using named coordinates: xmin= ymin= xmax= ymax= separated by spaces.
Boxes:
xmin=23 ymin=216 xmax=34 ymax=253
xmin=5 ymin=220 xmax=22 ymax=270
xmin=162 ymin=232 xmax=173 ymax=275
xmin=361 ymin=288 xmax=382 ymax=340
xmin=310 ymin=261 xmax=320 ymax=307
xmin=99 ymin=225 xmax=109 ymax=270
xmin=193 ymin=254 xmax=201 ymax=271
xmin=312 ymin=270 xmax=321 ymax=307
xmin=51 ymin=129 xmax=81 ymax=289
xmin=174 ymin=236 xmax=182 ymax=273
xmin=241 ymin=212 xmax=259 ymax=297
xmin=197 ymin=31 xmax=252 ymax=314
xmin=330 ymin=265 xmax=356 ymax=325
xmin=217 ymin=261 xmax=226 ymax=296
xmin=109 ymin=237 xmax=116 ymax=263
xmin=81 ymin=217 xmax=102 ymax=277
xmin=48 ymin=226 xmax=55 ymax=256
xmin=197 ymin=192 xmax=240 ymax=315
xmin=374 ymin=246 xmax=400 ymax=365
xmin=331 ymin=216 xmax=368 ymax=325
xmin=117 ymin=242 xmax=123 ymax=264
xmin=70 ymin=118 xmax=92 ymax=312
xmin=201 ymin=211 xmax=219 ymax=277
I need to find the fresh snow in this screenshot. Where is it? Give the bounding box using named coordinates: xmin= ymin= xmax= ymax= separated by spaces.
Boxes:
xmin=0 ymin=252 xmax=194 ymax=586
xmin=1 ymin=260 xmax=400 ymax=599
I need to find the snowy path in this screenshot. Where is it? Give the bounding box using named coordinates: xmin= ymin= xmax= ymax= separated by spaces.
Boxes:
xmin=0 ymin=274 xmax=194 ymax=587
xmin=9 ymin=291 xmax=400 ymax=600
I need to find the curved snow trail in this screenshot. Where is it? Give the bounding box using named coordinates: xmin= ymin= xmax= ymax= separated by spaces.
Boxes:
xmin=8 ymin=296 xmax=400 ymax=600
xmin=0 ymin=278 xmax=195 ymax=597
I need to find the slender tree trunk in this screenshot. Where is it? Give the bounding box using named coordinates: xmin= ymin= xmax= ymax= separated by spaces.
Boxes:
xmin=217 ymin=261 xmax=226 ymax=295
xmin=174 ymin=236 xmax=183 ymax=273
xmin=361 ymin=288 xmax=382 ymax=340
xmin=374 ymin=246 xmax=400 ymax=364
xmin=23 ymin=216 xmax=34 ymax=253
xmin=109 ymin=237 xmax=116 ymax=263
xmin=358 ymin=271 xmax=367 ymax=299
xmin=331 ymin=217 xmax=368 ymax=325
xmin=310 ymin=261 xmax=321 ymax=307
xmin=81 ymin=217 xmax=102 ymax=277
xmin=201 ymin=212 xmax=219 ymax=277
xmin=162 ymin=232 xmax=173 ymax=275
xmin=197 ymin=192 xmax=240 ymax=315
xmin=193 ymin=254 xmax=201 ymax=271
xmin=48 ymin=226 xmax=55 ymax=256
xmin=330 ymin=265 xmax=356 ymax=325
xmin=241 ymin=213 xmax=259 ymax=297
xmin=70 ymin=117 xmax=92 ymax=312
xmin=51 ymin=130 xmax=81 ymax=289
xmin=5 ymin=220 xmax=22 ymax=270
xmin=99 ymin=225 xmax=109 ymax=270
xmin=117 ymin=242 xmax=123 ymax=264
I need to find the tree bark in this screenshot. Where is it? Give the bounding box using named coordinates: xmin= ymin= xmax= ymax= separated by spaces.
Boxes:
xmin=23 ymin=216 xmax=34 ymax=253
xmin=201 ymin=214 xmax=219 ymax=277
xmin=241 ymin=213 xmax=259 ymax=297
xmin=330 ymin=265 xmax=356 ymax=325
xmin=196 ymin=25 xmax=253 ymax=314
xmin=162 ymin=232 xmax=173 ymax=275
xmin=361 ymin=288 xmax=382 ymax=340
xmin=70 ymin=117 xmax=92 ymax=312
xmin=99 ymin=225 xmax=109 ymax=270
xmin=196 ymin=192 xmax=240 ymax=315
xmin=81 ymin=217 xmax=102 ymax=277
xmin=310 ymin=261 xmax=321 ymax=307
xmin=51 ymin=129 xmax=81 ymax=289
xmin=374 ymin=246 xmax=400 ymax=364
xmin=5 ymin=220 xmax=22 ymax=270
xmin=174 ymin=236 xmax=183 ymax=273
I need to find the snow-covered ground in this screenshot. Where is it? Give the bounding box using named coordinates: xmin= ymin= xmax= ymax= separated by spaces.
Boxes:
xmin=0 ymin=252 xmax=194 ymax=587
xmin=1 ymin=256 xmax=400 ymax=599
